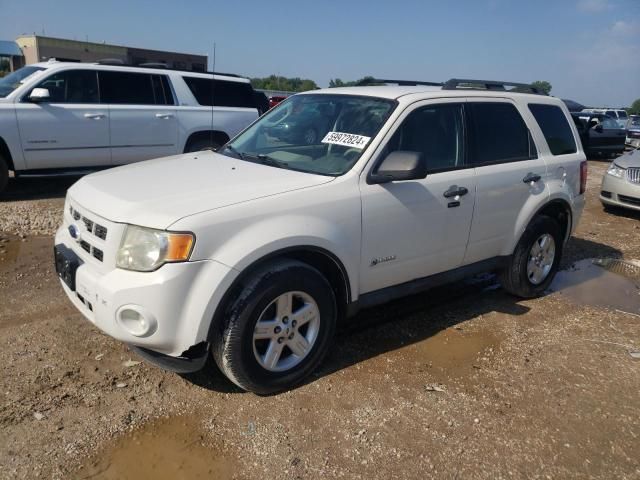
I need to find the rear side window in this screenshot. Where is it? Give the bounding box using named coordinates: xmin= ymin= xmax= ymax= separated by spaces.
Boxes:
xmin=182 ymin=76 xmax=256 ymax=108
xmin=528 ymin=104 xmax=577 ymax=156
xmin=33 ymin=70 xmax=99 ymax=103
xmin=99 ymin=71 xmax=173 ymax=105
xmin=466 ymin=102 xmax=536 ymax=165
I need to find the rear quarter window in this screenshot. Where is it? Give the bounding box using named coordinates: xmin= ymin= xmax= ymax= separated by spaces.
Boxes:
xmin=528 ymin=104 xmax=577 ymax=156
xmin=182 ymin=76 xmax=256 ymax=109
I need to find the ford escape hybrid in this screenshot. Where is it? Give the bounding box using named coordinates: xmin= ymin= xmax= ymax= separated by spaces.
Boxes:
xmin=55 ymin=78 xmax=586 ymax=393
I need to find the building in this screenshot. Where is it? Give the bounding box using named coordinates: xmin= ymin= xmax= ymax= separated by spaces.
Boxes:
xmin=14 ymin=35 xmax=207 ymax=71
xmin=0 ymin=40 xmax=25 ymax=74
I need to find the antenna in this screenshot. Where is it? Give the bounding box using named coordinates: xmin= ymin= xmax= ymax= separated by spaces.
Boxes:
xmin=210 ymin=42 xmax=216 ymax=150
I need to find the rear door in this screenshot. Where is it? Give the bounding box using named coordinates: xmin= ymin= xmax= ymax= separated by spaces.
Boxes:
xmin=15 ymin=69 xmax=110 ymax=169
xmin=463 ymin=99 xmax=548 ymax=265
xmin=359 ymin=100 xmax=476 ymax=293
xmin=100 ymin=71 xmax=178 ymax=164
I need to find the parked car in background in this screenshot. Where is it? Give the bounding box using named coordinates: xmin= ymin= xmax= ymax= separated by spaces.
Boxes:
xmin=625 ymin=116 xmax=640 ymax=149
xmin=600 ymin=146 xmax=640 ymax=211
xmin=0 ymin=60 xmax=262 ymax=192
xmin=268 ymin=95 xmax=287 ymax=109
xmin=581 ymin=108 xmax=629 ymax=129
xmin=571 ymin=112 xmax=626 ymax=157
xmin=54 ymin=78 xmax=586 ymax=393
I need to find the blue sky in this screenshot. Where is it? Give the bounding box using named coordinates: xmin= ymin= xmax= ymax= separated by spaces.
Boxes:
xmin=2 ymin=0 xmax=639 ymax=106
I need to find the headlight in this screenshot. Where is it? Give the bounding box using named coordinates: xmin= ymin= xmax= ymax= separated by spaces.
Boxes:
xmin=116 ymin=225 xmax=194 ymax=272
xmin=606 ymin=163 xmax=625 ymax=178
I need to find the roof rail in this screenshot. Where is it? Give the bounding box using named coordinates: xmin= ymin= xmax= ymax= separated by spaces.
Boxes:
xmin=357 ymin=78 xmax=443 ymax=87
xmin=138 ymin=62 xmax=168 ymax=69
xmin=96 ymin=58 xmax=125 ymax=65
xmin=91 ymin=59 xmax=243 ymax=78
xmin=442 ymin=78 xmax=547 ymax=95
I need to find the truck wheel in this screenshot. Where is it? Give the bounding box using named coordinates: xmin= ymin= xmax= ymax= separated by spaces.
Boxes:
xmin=212 ymin=260 xmax=337 ymax=394
xmin=500 ymin=215 xmax=562 ymax=298
xmin=0 ymin=156 xmax=8 ymax=193
xmin=185 ymin=138 xmax=222 ymax=152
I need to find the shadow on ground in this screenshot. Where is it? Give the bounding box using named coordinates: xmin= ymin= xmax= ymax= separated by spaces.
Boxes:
xmin=0 ymin=175 xmax=83 ymax=201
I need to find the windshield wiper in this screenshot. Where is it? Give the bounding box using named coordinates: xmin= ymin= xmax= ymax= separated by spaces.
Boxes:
xmin=240 ymin=153 xmax=289 ymax=169
xmin=223 ymin=144 xmax=244 ymax=159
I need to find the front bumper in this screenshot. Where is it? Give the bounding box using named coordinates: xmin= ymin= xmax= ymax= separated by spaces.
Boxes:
xmin=600 ymin=172 xmax=640 ymax=211
xmin=55 ymin=225 xmax=235 ymax=357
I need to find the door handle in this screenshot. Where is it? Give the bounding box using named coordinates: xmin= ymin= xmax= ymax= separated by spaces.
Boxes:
xmin=155 ymin=113 xmax=174 ymax=119
xmin=84 ymin=113 xmax=105 ymax=119
xmin=443 ymin=185 xmax=469 ymax=198
xmin=523 ymin=172 xmax=542 ymax=184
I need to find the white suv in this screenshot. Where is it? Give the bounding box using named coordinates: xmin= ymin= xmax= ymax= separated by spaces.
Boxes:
xmin=54 ymin=79 xmax=587 ymax=393
xmin=0 ymin=60 xmax=261 ymax=192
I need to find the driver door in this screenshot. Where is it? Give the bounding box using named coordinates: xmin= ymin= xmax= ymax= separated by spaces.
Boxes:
xmin=359 ymin=100 xmax=476 ymax=294
xmin=15 ymin=69 xmax=110 ymax=169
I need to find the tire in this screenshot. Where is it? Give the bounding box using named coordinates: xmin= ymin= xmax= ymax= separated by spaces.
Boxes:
xmin=212 ymin=259 xmax=337 ymax=394
xmin=0 ymin=155 xmax=8 ymax=194
xmin=499 ymin=215 xmax=563 ymax=298
xmin=185 ymin=138 xmax=222 ymax=153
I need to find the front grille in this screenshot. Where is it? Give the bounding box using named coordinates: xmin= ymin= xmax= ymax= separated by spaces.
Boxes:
xmin=69 ymin=206 xmax=109 ymax=263
xmin=619 ymin=194 xmax=640 ymax=206
xmin=627 ymin=168 xmax=640 ymax=185
xmin=601 ymin=190 xmax=612 ymax=198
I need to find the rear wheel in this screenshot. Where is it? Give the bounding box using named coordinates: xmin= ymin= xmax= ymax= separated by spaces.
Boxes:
xmin=185 ymin=138 xmax=222 ymax=153
xmin=212 ymin=260 xmax=337 ymax=394
xmin=500 ymin=215 xmax=563 ymax=298
xmin=0 ymin=155 xmax=8 ymax=193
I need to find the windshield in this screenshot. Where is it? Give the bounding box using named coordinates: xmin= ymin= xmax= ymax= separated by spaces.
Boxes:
xmin=0 ymin=66 xmax=46 ymax=97
xmin=222 ymin=94 xmax=396 ymax=176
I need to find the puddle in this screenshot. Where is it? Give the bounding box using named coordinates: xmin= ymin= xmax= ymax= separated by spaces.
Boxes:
xmin=415 ymin=327 xmax=500 ymax=373
xmin=551 ymin=259 xmax=640 ymax=315
xmin=78 ymin=416 xmax=234 ymax=480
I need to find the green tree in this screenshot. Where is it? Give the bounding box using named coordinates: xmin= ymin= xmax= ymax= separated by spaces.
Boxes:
xmin=628 ymin=98 xmax=640 ymax=115
xmin=250 ymin=75 xmax=318 ymax=92
xmin=531 ymin=80 xmax=552 ymax=95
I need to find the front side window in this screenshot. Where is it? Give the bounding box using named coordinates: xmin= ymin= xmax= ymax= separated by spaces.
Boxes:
xmin=0 ymin=66 xmax=45 ymax=97
xmin=32 ymin=70 xmax=99 ymax=103
xmin=222 ymin=94 xmax=396 ymax=176
xmin=467 ymin=102 xmax=536 ymax=165
xmin=382 ymin=103 xmax=464 ymax=173
xmin=99 ymin=71 xmax=155 ymax=105
xmin=528 ymin=104 xmax=577 ymax=155
xmin=601 ymin=117 xmax=620 ymax=129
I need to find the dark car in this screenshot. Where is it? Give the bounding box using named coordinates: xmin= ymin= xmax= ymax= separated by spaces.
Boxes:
xmin=268 ymin=95 xmax=287 ymax=109
xmin=571 ymin=112 xmax=626 ymax=157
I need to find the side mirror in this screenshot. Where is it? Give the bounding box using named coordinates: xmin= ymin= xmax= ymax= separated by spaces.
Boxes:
xmin=369 ymin=150 xmax=427 ymax=185
xmin=28 ymin=88 xmax=50 ymax=102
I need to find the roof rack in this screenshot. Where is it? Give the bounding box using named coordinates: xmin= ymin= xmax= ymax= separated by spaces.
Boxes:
xmin=92 ymin=59 xmax=243 ymax=78
xmin=442 ymin=78 xmax=547 ymax=95
xmin=357 ymin=78 xmax=443 ymax=87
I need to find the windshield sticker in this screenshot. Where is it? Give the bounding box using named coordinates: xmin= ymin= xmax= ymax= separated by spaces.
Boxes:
xmin=321 ymin=132 xmax=371 ymax=149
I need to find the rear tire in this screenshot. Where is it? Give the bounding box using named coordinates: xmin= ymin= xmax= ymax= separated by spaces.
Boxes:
xmin=500 ymin=215 xmax=563 ymax=298
xmin=185 ymin=138 xmax=222 ymax=153
xmin=0 ymin=156 xmax=8 ymax=193
xmin=212 ymin=260 xmax=337 ymax=394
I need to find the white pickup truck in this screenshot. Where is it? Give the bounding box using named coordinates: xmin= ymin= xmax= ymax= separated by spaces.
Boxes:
xmin=0 ymin=60 xmax=262 ymax=191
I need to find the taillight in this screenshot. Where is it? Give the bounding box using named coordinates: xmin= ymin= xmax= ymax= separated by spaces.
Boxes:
xmin=580 ymin=160 xmax=588 ymax=195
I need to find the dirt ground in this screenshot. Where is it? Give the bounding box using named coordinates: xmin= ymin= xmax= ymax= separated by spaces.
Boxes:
xmin=1 ymin=160 xmax=639 ymax=479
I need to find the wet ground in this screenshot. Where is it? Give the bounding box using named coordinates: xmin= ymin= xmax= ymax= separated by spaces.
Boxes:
xmin=1 ymin=160 xmax=640 ymax=479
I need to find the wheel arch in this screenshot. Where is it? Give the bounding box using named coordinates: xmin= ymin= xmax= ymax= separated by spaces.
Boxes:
xmin=183 ymin=130 xmax=230 ymax=152
xmin=206 ymin=246 xmax=352 ymax=343
xmin=0 ymin=137 xmax=15 ymax=171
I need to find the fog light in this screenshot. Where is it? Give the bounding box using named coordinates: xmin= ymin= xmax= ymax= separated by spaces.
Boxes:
xmin=116 ymin=305 xmax=157 ymax=337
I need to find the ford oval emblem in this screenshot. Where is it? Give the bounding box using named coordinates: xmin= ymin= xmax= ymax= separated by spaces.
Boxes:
xmin=68 ymin=224 xmax=79 ymax=239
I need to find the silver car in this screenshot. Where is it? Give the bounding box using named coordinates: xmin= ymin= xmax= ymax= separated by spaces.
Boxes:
xmin=601 ymin=147 xmax=640 ymax=211
xmin=626 ymin=116 xmax=640 ymax=149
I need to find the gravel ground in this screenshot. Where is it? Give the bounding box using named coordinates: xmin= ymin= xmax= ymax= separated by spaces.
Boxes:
xmin=1 ymin=160 xmax=639 ymax=479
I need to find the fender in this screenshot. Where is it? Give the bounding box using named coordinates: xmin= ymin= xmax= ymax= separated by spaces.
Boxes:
xmin=0 ymin=106 xmax=28 ymax=171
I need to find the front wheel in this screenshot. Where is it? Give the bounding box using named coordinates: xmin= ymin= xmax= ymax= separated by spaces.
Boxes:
xmin=500 ymin=215 xmax=563 ymax=298
xmin=212 ymin=260 xmax=337 ymax=394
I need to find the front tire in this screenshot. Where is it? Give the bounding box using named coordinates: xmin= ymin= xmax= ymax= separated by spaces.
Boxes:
xmin=500 ymin=215 xmax=563 ymax=298
xmin=0 ymin=156 xmax=8 ymax=193
xmin=212 ymin=260 xmax=337 ymax=394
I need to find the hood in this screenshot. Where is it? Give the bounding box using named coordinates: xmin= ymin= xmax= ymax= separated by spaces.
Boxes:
xmin=614 ymin=148 xmax=640 ymax=169
xmin=69 ymin=152 xmax=334 ymax=228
